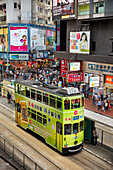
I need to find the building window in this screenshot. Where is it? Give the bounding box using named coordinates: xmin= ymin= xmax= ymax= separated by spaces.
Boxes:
xmin=40 ymin=8 xmax=43 ymax=13
xmin=45 ymin=20 xmax=48 ymax=24
xmin=14 ymin=2 xmax=17 ymax=8
xmin=18 ymin=4 xmax=21 ymax=9
xmin=45 ymin=9 xmax=48 ymax=14
xmin=94 ymin=1 xmax=104 ymax=14
xmin=92 ymin=41 xmax=96 ymax=51
xmin=45 ymin=0 xmax=47 ymax=4
xmin=78 ymin=4 xmax=90 ymax=16
xmin=48 ymin=1 xmax=50 ymax=5
xmin=112 ymin=42 xmax=113 ymax=52
xmin=48 ymin=17 xmax=50 ymax=21
xmin=40 ymin=0 xmax=43 ymax=2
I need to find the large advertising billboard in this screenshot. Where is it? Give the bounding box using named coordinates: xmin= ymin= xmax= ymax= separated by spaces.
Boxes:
xmin=53 ymin=0 xmax=75 ymax=20
xmin=70 ymin=31 xmax=90 ymax=54
xmin=30 ymin=28 xmax=46 ymax=51
xmin=0 ymin=28 xmax=8 ymax=52
xmin=10 ymin=27 xmax=28 ymax=52
xmin=46 ymin=30 xmax=56 ymax=50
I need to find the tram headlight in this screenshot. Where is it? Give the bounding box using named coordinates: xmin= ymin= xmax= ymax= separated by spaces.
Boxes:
xmin=74 ymin=140 xmax=77 ymax=145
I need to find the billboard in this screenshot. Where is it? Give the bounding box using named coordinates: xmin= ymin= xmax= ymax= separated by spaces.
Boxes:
xmin=46 ymin=30 xmax=56 ymax=50
xmin=0 ymin=28 xmax=8 ymax=52
xmin=10 ymin=27 xmax=28 ymax=52
xmin=70 ymin=31 xmax=90 ymax=54
xmin=89 ymin=77 xmax=99 ymax=87
xmin=30 ymin=28 xmax=46 ymax=51
xmin=53 ymin=0 xmax=75 ymax=20
xmin=70 ymin=62 xmax=80 ymax=71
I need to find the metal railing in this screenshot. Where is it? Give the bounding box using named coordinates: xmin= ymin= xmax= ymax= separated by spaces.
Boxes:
xmin=0 ymin=135 xmax=42 ymax=170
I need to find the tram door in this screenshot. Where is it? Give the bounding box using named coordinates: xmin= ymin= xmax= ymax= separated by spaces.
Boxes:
xmin=56 ymin=122 xmax=62 ymax=151
xmin=20 ymin=102 xmax=27 ymax=122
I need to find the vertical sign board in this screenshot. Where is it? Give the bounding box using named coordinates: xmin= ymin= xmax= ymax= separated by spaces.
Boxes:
xmin=61 ymin=59 xmax=67 ymax=78
xmin=0 ymin=28 xmax=8 ymax=52
xmin=10 ymin=27 xmax=28 ymax=52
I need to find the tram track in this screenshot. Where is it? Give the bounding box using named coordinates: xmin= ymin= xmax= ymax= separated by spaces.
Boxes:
xmin=0 ymin=102 xmax=112 ymax=170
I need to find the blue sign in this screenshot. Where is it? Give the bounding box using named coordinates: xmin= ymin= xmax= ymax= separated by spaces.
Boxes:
xmin=73 ymin=116 xmax=79 ymax=121
xmin=75 ymin=136 xmax=77 ymax=140
xmin=80 ymin=115 xmax=84 ymax=119
xmin=43 ymin=52 xmax=48 ymax=58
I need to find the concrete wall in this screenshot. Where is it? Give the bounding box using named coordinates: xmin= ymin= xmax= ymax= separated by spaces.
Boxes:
xmin=21 ymin=0 xmax=31 ymax=23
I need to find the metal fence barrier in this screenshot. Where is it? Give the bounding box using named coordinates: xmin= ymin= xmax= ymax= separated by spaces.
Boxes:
xmin=96 ymin=128 xmax=113 ymax=149
xmin=0 ymin=135 xmax=42 ymax=170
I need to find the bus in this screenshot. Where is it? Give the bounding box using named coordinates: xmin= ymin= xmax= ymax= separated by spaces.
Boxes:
xmin=14 ymin=80 xmax=84 ymax=153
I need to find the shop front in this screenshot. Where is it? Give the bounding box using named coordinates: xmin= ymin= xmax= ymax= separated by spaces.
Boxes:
xmin=83 ymin=61 xmax=113 ymax=98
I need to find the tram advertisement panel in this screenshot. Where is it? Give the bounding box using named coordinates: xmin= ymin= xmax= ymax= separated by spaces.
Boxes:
xmin=0 ymin=28 xmax=8 ymax=52
xmin=10 ymin=27 xmax=28 ymax=52
xmin=52 ymin=0 xmax=75 ymax=20
xmin=30 ymin=27 xmax=46 ymax=51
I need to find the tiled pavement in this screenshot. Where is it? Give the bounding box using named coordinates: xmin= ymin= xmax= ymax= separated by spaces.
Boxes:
xmin=85 ymin=98 xmax=113 ymax=118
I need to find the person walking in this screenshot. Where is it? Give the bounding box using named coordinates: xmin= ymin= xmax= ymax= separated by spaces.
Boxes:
xmin=7 ymin=91 xmax=11 ymax=103
xmin=97 ymin=98 xmax=101 ymax=111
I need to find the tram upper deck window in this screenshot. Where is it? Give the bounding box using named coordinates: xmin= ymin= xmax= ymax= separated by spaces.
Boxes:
xmin=57 ymin=97 xmax=62 ymax=110
xmin=31 ymin=89 xmax=36 ymax=100
xmin=71 ymin=99 xmax=80 ymax=109
xmin=64 ymin=124 xmax=71 ymax=135
xmin=15 ymin=84 xmax=17 ymax=93
xmin=73 ymin=123 xmax=78 ymax=134
xmin=21 ymin=85 xmax=25 ymax=96
xmin=80 ymin=121 xmax=84 ymax=132
xmin=64 ymin=100 xmax=70 ymax=110
xmin=37 ymin=91 xmax=42 ymax=102
xmin=26 ymin=87 xmax=30 ymax=98
xmin=81 ymin=97 xmax=84 ymax=107
xmin=43 ymin=93 xmax=48 ymax=105
xmin=50 ymin=95 xmax=55 ymax=108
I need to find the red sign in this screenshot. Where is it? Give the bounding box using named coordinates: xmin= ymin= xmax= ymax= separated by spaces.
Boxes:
xmin=106 ymin=75 xmax=113 ymax=84
xmin=0 ymin=61 xmax=3 ymax=65
xmin=74 ymin=110 xmax=78 ymax=115
xmin=28 ymin=61 xmax=32 ymax=67
xmin=68 ymin=73 xmax=83 ymax=82
xmin=61 ymin=59 xmax=67 ymax=78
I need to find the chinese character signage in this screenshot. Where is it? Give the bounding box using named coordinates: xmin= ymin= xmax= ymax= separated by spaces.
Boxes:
xmin=0 ymin=28 xmax=8 ymax=52
xmin=30 ymin=28 xmax=46 ymax=51
xmin=68 ymin=73 xmax=83 ymax=82
xmin=10 ymin=54 xmax=29 ymax=60
xmin=61 ymin=59 xmax=67 ymax=78
xmin=52 ymin=0 xmax=75 ymax=20
xmin=70 ymin=31 xmax=90 ymax=54
xmin=70 ymin=62 xmax=80 ymax=71
xmin=89 ymin=77 xmax=99 ymax=87
xmin=10 ymin=27 xmax=28 ymax=52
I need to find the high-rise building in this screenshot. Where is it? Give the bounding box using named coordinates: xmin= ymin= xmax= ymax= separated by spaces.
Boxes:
xmin=0 ymin=0 xmax=54 ymax=27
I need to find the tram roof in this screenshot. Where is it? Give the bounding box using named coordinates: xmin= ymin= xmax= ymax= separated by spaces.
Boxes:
xmin=15 ymin=80 xmax=82 ymax=97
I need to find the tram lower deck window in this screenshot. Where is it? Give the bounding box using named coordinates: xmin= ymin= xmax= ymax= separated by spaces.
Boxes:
xmin=31 ymin=113 xmax=36 ymax=120
xmin=64 ymin=124 xmax=71 ymax=135
xmin=73 ymin=123 xmax=78 ymax=134
xmin=37 ymin=116 xmax=42 ymax=124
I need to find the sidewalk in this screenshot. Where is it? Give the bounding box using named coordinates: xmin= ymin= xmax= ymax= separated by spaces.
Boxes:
xmin=0 ymin=96 xmax=113 ymax=165
xmin=85 ymin=98 xmax=113 ymax=118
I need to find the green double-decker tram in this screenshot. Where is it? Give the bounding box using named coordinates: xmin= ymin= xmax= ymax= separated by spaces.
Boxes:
xmin=14 ymin=80 xmax=84 ymax=153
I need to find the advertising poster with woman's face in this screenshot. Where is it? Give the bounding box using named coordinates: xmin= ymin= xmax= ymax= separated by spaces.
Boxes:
xmin=70 ymin=31 xmax=90 ymax=54
xmin=10 ymin=27 xmax=28 ymax=52
xmin=0 ymin=28 xmax=8 ymax=52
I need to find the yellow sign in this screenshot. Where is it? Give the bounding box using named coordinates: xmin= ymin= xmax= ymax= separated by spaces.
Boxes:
xmin=61 ymin=15 xmax=70 ymax=19
xmin=0 ymin=28 xmax=8 ymax=52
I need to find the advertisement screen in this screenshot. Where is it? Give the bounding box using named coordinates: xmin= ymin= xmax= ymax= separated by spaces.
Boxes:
xmin=0 ymin=28 xmax=8 ymax=52
xmin=70 ymin=31 xmax=90 ymax=54
xmin=70 ymin=62 xmax=80 ymax=71
xmin=89 ymin=77 xmax=99 ymax=87
xmin=53 ymin=0 xmax=75 ymax=20
xmin=30 ymin=28 xmax=46 ymax=51
xmin=10 ymin=27 xmax=28 ymax=52
xmin=46 ymin=30 xmax=56 ymax=50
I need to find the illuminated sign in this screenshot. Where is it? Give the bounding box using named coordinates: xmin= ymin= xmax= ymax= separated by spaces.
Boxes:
xmin=10 ymin=54 xmax=29 ymax=60
xmin=10 ymin=27 xmax=28 ymax=52
xmin=106 ymin=75 xmax=113 ymax=84
xmin=70 ymin=62 xmax=80 ymax=71
xmin=89 ymin=77 xmax=99 ymax=87
xmin=52 ymin=0 xmax=75 ymax=20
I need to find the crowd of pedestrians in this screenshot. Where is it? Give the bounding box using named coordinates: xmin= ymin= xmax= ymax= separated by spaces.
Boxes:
xmin=92 ymin=94 xmax=112 ymax=112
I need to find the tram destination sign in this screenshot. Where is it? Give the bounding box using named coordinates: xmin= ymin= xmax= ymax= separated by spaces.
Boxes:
xmin=60 ymin=87 xmax=80 ymax=95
